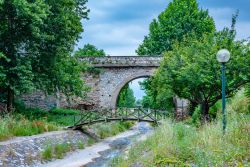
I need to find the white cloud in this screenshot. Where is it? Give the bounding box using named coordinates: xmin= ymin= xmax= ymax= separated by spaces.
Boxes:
xmin=77 ymin=2 xmax=250 ymax=56
xmin=78 ymin=19 xmax=150 ymax=55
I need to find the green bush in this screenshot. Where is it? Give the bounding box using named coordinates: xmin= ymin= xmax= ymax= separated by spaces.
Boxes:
xmin=191 ymin=106 xmax=201 ymax=127
xmin=49 ymin=108 xmax=81 ymax=115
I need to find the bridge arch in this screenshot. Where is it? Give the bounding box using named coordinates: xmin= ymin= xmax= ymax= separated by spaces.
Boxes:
xmin=111 ymin=72 xmax=153 ymax=109
xmin=80 ymin=56 xmax=162 ymax=109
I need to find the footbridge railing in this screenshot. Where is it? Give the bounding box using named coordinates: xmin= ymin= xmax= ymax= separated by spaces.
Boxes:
xmin=68 ymin=108 xmax=168 ymax=129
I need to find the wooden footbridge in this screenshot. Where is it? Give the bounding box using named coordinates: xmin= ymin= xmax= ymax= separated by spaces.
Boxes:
xmin=68 ymin=108 xmax=168 ymax=129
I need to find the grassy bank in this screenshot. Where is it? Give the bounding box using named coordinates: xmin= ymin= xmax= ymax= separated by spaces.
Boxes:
xmin=91 ymin=121 xmax=135 ymax=139
xmin=113 ymin=93 xmax=250 ymax=166
xmin=0 ymin=115 xmax=59 ymax=141
xmin=0 ymin=102 xmax=135 ymax=141
xmin=0 ymin=104 xmax=82 ymax=141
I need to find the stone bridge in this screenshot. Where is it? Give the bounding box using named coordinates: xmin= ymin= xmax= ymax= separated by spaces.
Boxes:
xmin=81 ymin=56 xmax=162 ymax=109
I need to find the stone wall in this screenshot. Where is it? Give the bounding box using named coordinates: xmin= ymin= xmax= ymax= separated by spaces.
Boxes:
xmin=80 ymin=56 xmax=162 ymax=67
xmin=20 ymin=91 xmax=74 ymax=111
xmin=20 ymin=56 xmax=162 ymax=110
xmin=0 ymin=131 xmax=88 ymax=167
xmin=79 ymin=56 xmax=162 ymax=109
xmin=93 ymin=67 xmax=156 ymax=109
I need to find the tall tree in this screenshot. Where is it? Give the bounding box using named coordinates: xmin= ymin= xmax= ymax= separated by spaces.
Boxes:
xmin=32 ymin=0 xmax=89 ymax=97
xmin=0 ymin=0 xmax=89 ymax=111
xmin=117 ymin=84 xmax=136 ymax=108
xmin=136 ymin=0 xmax=215 ymax=56
xmin=0 ymin=0 xmax=49 ymax=111
xmin=153 ymin=25 xmax=250 ymax=120
xmin=74 ymin=44 xmax=106 ymax=57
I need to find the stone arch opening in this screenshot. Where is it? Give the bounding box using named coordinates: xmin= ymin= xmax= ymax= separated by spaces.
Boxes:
xmin=110 ymin=73 xmax=153 ymax=109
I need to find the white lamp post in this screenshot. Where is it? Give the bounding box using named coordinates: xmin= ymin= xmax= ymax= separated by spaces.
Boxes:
xmin=216 ymin=49 xmax=230 ymax=134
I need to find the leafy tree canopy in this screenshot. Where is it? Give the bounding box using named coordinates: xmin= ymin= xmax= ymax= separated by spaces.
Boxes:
xmin=136 ymin=0 xmax=215 ymax=56
xmin=152 ymin=23 xmax=250 ymax=119
xmin=0 ymin=0 xmax=89 ymax=111
xmin=140 ymin=78 xmax=174 ymax=110
xmin=74 ymin=44 xmax=106 ymax=57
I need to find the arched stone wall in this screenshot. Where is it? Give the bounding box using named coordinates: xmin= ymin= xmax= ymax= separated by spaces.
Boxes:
xmin=110 ymin=72 xmax=152 ymax=109
xmin=81 ymin=56 xmax=162 ymax=109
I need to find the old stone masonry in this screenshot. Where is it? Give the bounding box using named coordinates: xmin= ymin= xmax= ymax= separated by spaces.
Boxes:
xmin=21 ymin=56 xmax=163 ymax=110
xmin=80 ymin=56 xmax=162 ymax=109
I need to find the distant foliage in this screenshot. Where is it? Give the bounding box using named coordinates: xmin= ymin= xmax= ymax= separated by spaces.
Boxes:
xmin=74 ymin=44 xmax=106 ymax=57
xmin=117 ymin=84 xmax=136 ymax=108
xmin=136 ymin=0 xmax=215 ymax=55
xmin=140 ymin=78 xmax=174 ymax=110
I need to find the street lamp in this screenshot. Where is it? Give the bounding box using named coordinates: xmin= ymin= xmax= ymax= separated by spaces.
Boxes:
xmin=216 ymin=49 xmax=230 ymax=134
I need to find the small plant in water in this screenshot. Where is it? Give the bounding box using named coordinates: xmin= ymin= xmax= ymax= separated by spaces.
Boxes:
xmin=77 ymin=141 xmax=85 ymax=149
xmin=87 ymin=138 xmax=95 ymax=146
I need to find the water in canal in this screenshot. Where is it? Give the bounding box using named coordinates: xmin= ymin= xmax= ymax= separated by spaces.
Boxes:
xmin=84 ymin=122 xmax=153 ymax=167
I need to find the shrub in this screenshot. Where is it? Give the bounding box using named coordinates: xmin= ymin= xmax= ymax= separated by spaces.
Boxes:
xmin=191 ymin=106 xmax=201 ymax=126
xmin=49 ymin=108 xmax=81 ymax=115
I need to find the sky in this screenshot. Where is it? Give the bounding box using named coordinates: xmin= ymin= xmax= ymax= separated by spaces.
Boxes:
xmin=76 ymin=0 xmax=250 ymax=100
xmin=76 ymin=0 xmax=250 ymax=56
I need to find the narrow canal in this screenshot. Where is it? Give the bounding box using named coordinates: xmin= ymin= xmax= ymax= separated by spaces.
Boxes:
xmin=85 ymin=122 xmax=153 ymax=167
xmin=42 ymin=122 xmax=153 ymax=167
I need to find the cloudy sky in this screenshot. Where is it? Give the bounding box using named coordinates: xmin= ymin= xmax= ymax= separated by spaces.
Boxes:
xmin=76 ymin=0 xmax=250 ymax=100
xmin=77 ymin=0 xmax=250 ymax=56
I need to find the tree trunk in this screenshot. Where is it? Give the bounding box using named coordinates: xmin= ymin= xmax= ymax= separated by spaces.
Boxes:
xmin=201 ymin=102 xmax=210 ymax=122
xmin=7 ymin=87 xmax=14 ymax=112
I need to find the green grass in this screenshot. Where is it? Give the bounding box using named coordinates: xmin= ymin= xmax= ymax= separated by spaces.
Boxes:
xmin=77 ymin=141 xmax=85 ymax=149
xmin=0 ymin=105 xmax=81 ymax=141
xmin=41 ymin=140 xmax=92 ymax=161
xmin=41 ymin=143 xmax=73 ymax=160
xmin=92 ymin=121 xmax=135 ymax=139
xmin=0 ymin=115 xmax=59 ymax=141
xmin=87 ymin=138 xmax=96 ymax=146
xmin=113 ymin=92 xmax=250 ymax=167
